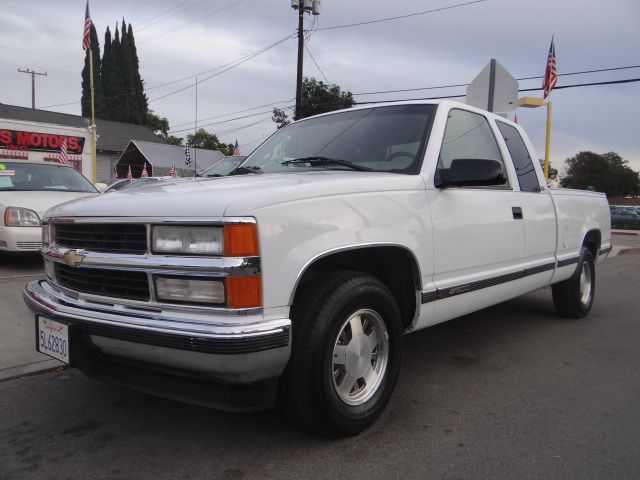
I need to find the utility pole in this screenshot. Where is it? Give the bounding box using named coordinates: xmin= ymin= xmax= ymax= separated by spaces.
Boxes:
xmin=18 ymin=68 xmax=48 ymax=109
xmin=290 ymin=0 xmax=321 ymax=120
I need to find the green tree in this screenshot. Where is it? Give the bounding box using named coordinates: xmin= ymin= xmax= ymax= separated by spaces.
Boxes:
xmin=273 ymin=77 xmax=356 ymax=126
xmin=145 ymin=110 xmax=170 ymax=138
xmin=186 ymin=129 xmax=233 ymax=155
xmin=81 ymin=23 xmax=103 ymax=117
xmin=165 ymin=135 xmax=184 ymax=146
xmin=561 ymin=151 xmax=640 ymax=197
xmin=100 ymin=26 xmax=113 ymax=118
xmin=538 ymin=159 xmax=558 ymax=180
xmin=128 ymin=23 xmax=148 ymax=123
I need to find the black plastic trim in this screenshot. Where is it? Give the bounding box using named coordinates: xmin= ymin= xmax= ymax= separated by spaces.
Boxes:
xmin=557 ymin=257 xmax=580 ymax=268
xmin=27 ymin=300 xmax=289 ymax=355
xmin=421 ymin=260 xmax=556 ymax=303
xmin=599 ymin=245 xmax=612 ymax=255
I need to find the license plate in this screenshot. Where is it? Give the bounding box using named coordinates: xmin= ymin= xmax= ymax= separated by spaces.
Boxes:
xmin=37 ymin=317 xmax=69 ymax=364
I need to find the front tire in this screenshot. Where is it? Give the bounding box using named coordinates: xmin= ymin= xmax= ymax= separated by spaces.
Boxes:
xmin=280 ymin=271 xmax=403 ymax=437
xmin=552 ymin=247 xmax=596 ymax=318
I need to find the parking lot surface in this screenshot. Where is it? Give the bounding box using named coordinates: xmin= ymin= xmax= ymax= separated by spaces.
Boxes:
xmin=0 ymin=252 xmax=639 ymax=479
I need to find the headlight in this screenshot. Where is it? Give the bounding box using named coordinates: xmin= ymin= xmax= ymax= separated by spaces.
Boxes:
xmin=152 ymin=226 xmax=224 ymax=255
xmin=4 ymin=207 xmax=41 ymax=227
xmin=155 ymin=276 xmax=225 ymax=304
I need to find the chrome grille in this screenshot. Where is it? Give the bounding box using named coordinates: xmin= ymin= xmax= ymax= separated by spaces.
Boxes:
xmin=54 ymin=223 xmax=147 ymax=254
xmin=55 ymin=264 xmax=150 ymax=301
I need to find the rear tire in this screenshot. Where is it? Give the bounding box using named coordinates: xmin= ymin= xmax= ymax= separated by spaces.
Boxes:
xmin=552 ymin=247 xmax=595 ymax=318
xmin=279 ymin=271 xmax=403 ymax=437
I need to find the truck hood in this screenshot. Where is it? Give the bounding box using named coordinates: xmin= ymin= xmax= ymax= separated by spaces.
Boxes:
xmin=0 ymin=191 xmax=97 ymax=220
xmin=45 ymin=172 xmax=426 ymax=219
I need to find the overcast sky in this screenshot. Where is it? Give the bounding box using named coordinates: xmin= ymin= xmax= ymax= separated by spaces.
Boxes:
xmin=1 ymin=0 xmax=638 ymax=173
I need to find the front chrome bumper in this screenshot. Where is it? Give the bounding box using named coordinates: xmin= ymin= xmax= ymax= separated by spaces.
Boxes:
xmin=23 ymin=279 xmax=291 ymax=384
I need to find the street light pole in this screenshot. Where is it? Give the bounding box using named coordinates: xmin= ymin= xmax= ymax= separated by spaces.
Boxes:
xmin=518 ymin=96 xmax=553 ymax=180
xmin=291 ymin=0 xmax=321 ymax=120
xmin=295 ymin=7 xmax=304 ymax=120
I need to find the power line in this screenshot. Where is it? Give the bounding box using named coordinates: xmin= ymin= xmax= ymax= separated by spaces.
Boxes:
xmin=352 ymin=77 xmax=640 ymax=105
xmin=170 ymin=107 xmax=293 ymax=134
xmin=171 ymin=98 xmax=293 ymax=128
xmin=351 ymin=64 xmax=640 ymax=96
xmin=149 ymin=34 xmax=292 ymax=103
xmin=41 ymin=33 xmax=294 ymax=108
xmin=305 ymin=44 xmax=330 ymax=84
xmin=316 ymin=0 xmax=488 ymax=31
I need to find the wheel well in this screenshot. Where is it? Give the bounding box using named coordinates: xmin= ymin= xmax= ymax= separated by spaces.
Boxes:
xmin=583 ymin=230 xmax=601 ymax=258
xmin=292 ymin=247 xmax=421 ymax=329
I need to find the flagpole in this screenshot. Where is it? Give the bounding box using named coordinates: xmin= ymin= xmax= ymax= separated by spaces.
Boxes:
xmin=544 ymin=98 xmax=552 ymax=180
xmin=194 ymin=76 xmax=198 ymax=178
xmin=89 ymin=48 xmax=97 ymax=183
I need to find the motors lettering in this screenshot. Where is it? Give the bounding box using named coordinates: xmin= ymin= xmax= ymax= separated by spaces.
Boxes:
xmin=0 ymin=129 xmax=85 ymax=154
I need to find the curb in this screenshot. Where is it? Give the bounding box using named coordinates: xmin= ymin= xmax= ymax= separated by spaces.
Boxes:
xmin=619 ymin=247 xmax=640 ymax=256
xmin=612 ymin=230 xmax=640 ymax=236
xmin=0 ymin=358 xmax=63 ymax=382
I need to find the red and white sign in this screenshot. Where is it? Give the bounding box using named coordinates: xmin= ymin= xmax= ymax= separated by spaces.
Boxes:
xmin=0 ymin=129 xmax=85 ymax=154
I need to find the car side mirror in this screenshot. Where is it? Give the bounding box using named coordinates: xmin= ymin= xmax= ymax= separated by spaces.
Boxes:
xmin=436 ymin=159 xmax=506 ymax=188
xmin=94 ymin=182 xmax=108 ymax=193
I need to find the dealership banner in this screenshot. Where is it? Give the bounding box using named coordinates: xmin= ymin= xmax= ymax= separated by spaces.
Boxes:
xmin=0 ymin=129 xmax=85 ymax=154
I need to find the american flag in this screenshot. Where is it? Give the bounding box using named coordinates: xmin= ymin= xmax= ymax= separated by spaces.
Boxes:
xmin=184 ymin=144 xmax=191 ymax=167
xmin=112 ymin=165 xmax=118 ymax=180
xmin=169 ymin=161 xmax=177 ymax=178
xmin=82 ymin=1 xmax=93 ymax=51
xmin=542 ymin=37 xmax=557 ymax=99
xmin=127 ymin=165 xmax=132 ymax=181
xmin=233 ymin=140 xmax=241 ymax=156
xmin=58 ymin=138 xmax=69 ymax=164
xmin=141 ymin=164 xmax=149 ymax=178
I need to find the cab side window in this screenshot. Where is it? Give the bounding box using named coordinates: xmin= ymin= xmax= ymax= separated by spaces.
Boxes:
xmin=437 ymin=109 xmax=508 ymax=187
xmin=496 ymin=121 xmax=541 ymax=192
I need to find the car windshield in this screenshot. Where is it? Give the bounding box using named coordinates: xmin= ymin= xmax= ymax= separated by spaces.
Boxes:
xmin=202 ymin=158 xmax=243 ymax=176
xmin=0 ymin=162 xmax=97 ymax=193
xmin=241 ymin=104 xmax=435 ymax=175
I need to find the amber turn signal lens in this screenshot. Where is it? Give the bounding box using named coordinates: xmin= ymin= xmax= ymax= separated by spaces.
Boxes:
xmin=226 ymin=276 xmax=262 ymax=308
xmin=224 ymin=224 xmax=259 ymax=256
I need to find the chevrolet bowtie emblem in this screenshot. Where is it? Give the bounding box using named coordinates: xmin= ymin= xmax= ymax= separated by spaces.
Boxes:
xmin=62 ymin=250 xmax=86 ymax=268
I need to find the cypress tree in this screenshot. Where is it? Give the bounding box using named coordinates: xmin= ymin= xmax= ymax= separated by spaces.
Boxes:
xmin=80 ymin=24 xmax=103 ymax=118
xmin=128 ymin=23 xmax=149 ymax=125
xmin=108 ymin=22 xmax=125 ymax=121
xmin=100 ymin=26 xmax=113 ymax=119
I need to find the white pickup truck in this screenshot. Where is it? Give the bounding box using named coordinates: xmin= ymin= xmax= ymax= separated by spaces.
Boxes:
xmin=24 ymin=100 xmax=611 ymax=436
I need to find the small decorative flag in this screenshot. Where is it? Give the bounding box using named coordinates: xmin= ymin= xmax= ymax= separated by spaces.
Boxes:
xmin=514 ymin=114 xmax=519 ymax=124
xmin=542 ymin=36 xmax=557 ymax=99
xmin=112 ymin=165 xmax=118 ymax=180
xmin=141 ymin=163 xmax=148 ymax=178
xmin=127 ymin=165 xmax=132 ymax=181
xmin=82 ymin=1 xmax=93 ymax=51
xmin=169 ymin=161 xmax=177 ymax=178
xmin=184 ymin=144 xmax=191 ymax=167
xmin=233 ymin=140 xmax=241 ymax=156
xmin=58 ymin=138 xmax=69 ymax=164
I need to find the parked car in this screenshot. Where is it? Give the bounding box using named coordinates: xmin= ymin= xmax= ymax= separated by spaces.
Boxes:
xmin=610 ymin=206 xmax=640 ymax=228
xmin=105 ymin=176 xmax=176 ymax=193
xmin=24 ymin=100 xmax=612 ymax=436
xmin=200 ymin=156 xmax=246 ymax=177
xmin=0 ymin=160 xmax=97 ymax=252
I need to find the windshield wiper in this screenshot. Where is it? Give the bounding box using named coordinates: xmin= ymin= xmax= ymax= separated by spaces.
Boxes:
xmin=228 ymin=166 xmax=262 ymax=175
xmin=281 ymin=156 xmax=372 ymax=171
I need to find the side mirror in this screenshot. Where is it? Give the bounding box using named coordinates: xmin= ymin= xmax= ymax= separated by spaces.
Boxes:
xmin=436 ymin=159 xmax=506 ymax=188
xmin=94 ymin=182 xmax=108 ymax=193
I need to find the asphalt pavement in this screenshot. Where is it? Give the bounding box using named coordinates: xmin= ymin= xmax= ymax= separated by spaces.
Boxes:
xmin=1 ymin=248 xmax=639 ymax=479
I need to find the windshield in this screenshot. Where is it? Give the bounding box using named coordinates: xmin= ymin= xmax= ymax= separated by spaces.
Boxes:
xmin=202 ymin=158 xmax=243 ymax=176
xmin=241 ymin=104 xmax=435 ymax=175
xmin=0 ymin=162 xmax=97 ymax=193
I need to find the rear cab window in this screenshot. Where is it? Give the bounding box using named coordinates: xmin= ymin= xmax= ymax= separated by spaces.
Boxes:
xmin=496 ymin=121 xmax=541 ymax=193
